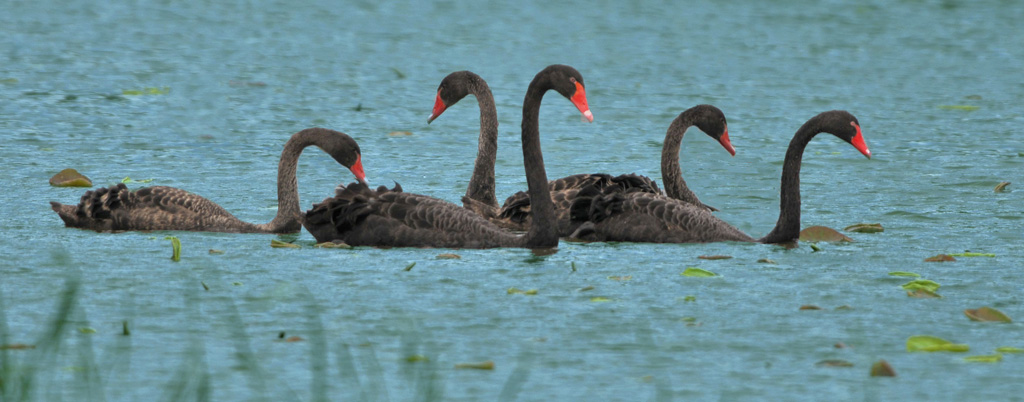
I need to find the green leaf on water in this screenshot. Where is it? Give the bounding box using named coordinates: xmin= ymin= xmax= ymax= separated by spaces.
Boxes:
xmin=123 ymin=86 xmax=170 ymax=95
xmin=907 ymin=335 xmax=969 ymax=352
xmin=315 ymin=241 xmax=352 ymax=249
xmin=436 ymin=253 xmax=461 ymax=259
xmin=681 ymin=267 xmax=717 ymax=277
xmin=816 ymin=359 xmax=854 ymax=367
xmin=901 ymin=279 xmax=940 ymax=293
xmin=78 ymin=327 xmax=97 ymax=334
xmin=799 ymin=226 xmax=853 ymax=242
xmin=507 ymin=287 xmax=538 ymax=295
xmin=963 ymin=354 xmax=1002 ymax=363
xmin=924 ymin=254 xmax=956 ymax=262
xmin=405 ymin=354 xmax=430 ymax=363
xmin=888 ymin=271 xmax=921 ymax=278
xmin=403 ymin=262 xmax=416 ymax=271
xmin=49 ymin=168 xmax=93 ymax=187
xmin=844 ymin=223 xmax=884 ymax=233
xmin=590 ymin=297 xmax=611 ymax=302
xmin=964 ymin=306 xmax=1012 ymax=323
xmin=907 ymin=289 xmax=942 ymax=298
xmin=165 ymin=236 xmax=181 ymax=261
xmin=0 ymin=78 xmax=18 ymax=84
xmin=810 ymin=243 xmax=822 ymax=252
xmin=994 ymin=182 xmax=1010 ymax=192
xmin=948 ymin=252 xmax=995 ymax=257
xmin=270 ymin=239 xmax=299 ymax=249
xmin=938 ymin=105 xmax=979 ymax=111
xmin=995 ymin=347 xmax=1024 ymax=354
xmin=683 ymin=295 xmax=697 ymax=302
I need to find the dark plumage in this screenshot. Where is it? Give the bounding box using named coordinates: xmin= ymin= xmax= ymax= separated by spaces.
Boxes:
xmin=570 ymin=110 xmax=872 ymax=244
xmin=302 ymin=65 xmax=594 ymax=248
xmin=51 ymin=128 xmax=366 ymax=233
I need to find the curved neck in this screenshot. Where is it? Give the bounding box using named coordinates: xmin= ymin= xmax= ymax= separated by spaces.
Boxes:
xmin=660 ymin=113 xmax=703 ymax=206
xmin=759 ymin=122 xmax=819 ymax=244
xmin=465 ymin=81 xmax=499 ymax=208
xmin=518 ymin=82 xmax=558 ymax=248
xmin=257 ymin=129 xmax=321 ymax=233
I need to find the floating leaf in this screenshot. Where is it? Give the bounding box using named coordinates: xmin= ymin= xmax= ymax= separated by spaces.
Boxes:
xmin=0 ymin=344 xmax=35 ymax=350
xmin=810 ymin=244 xmax=822 ymax=252
xmin=844 ymin=223 xmax=884 ymax=233
xmin=870 ymin=360 xmax=896 ymax=377
xmin=507 ymin=287 xmax=538 ymax=295
xmin=403 ymin=262 xmax=416 ymax=271
xmin=835 ymin=305 xmax=852 ymax=310
xmin=454 ymin=360 xmax=494 ymax=370
xmin=49 ymin=168 xmax=92 ymax=187
xmin=888 ymin=271 xmax=921 ymax=278
xmin=78 ymin=327 xmax=96 ymax=334
xmin=949 ymin=252 xmax=995 ymax=257
xmin=122 ymin=86 xmax=170 ymax=95
xmin=577 ymin=286 xmax=594 ymax=292
xmin=799 ymin=305 xmax=823 ymax=310
xmin=907 ymin=335 xmax=969 ymax=352
xmin=964 ymin=354 xmax=1002 ymax=363
xmin=816 ymin=359 xmax=854 ymax=367
xmin=683 ymin=295 xmax=697 ymax=302
xmin=0 ymin=78 xmax=18 ymax=84
xmin=388 ymin=131 xmax=413 ymax=136
xmin=607 ymin=275 xmax=632 ymax=281
xmin=570 ymin=261 xmax=577 ymax=272
xmin=436 ymin=253 xmax=461 ymax=259
xmin=590 ymin=297 xmax=611 ymax=302
xmin=924 ymin=254 xmax=956 ymax=262
xmin=901 ymin=279 xmax=940 ymax=293
xmin=270 ymin=239 xmax=300 ymax=249
xmin=122 ymin=321 xmax=130 ymax=336
xmin=907 ymin=289 xmax=942 ymax=298
xmin=757 ymin=258 xmax=776 ymax=264
xmin=121 ymin=177 xmax=154 ymax=184
xmin=938 ymin=105 xmax=979 ymax=111
xmin=201 ymin=281 xmax=209 ymax=291
xmin=284 ymin=336 xmax=304 ymax=342
xmin=165 ymin=236 xmax=181 ymax=261
xmin=406 ymin=354 xmax=429 ymax=362
xmin=390 ymin=67 xmax=406 ymax=79
xmin=209 ymin=249 xmax=224 ymax=254
xmin=315 ymin=241 xmax=352 ymax=249
xmin=681 ymin=267 xmax=717 ymax=277
xmin=799 ymin=226 xmax=853 ymax=242
xmin=995 ymin=347 xmax=1024 ymax=354
xmin=698 ymin=255 xmax=732 ymax=260
xmin=681 ymin=317 xmax=697 ymax=322
xmin=964 ymin=306 xmax=1012 ymax=323
xmin=994 ymin=182 xmax=1010 ymax=192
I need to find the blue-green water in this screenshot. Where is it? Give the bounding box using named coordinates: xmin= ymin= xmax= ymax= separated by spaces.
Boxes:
xmin=3 ymin=0 xmax=1023 ymax=400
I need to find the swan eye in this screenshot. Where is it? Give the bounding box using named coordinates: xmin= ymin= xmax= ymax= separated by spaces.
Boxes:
xmin=569 ymin=77 xmax=577 ymax=84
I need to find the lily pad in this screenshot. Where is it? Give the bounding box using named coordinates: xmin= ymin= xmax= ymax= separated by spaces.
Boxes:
xmin=949 ymin=252 xmax=995 ymax=257
xmin=938 ymin=105 xmax=979 ymax=111
xmin=964 ymin=306 xmax=1012 ymax=323
xmin=270 ymin=239 xmax=300 ymax=249
xmin=924 ymin=254 xmax=956 ymax=262
xmin=49 ymin=168 xmax=93 ymax=187
xmin=994 ymin=182 xmax=1010 ymax=192
xmin=799 ymin=226 xmax=853 ymax=242
xmin=907 ymin=289 xmax=942 ymax=298
xmin=454 ymin=360 xmax=494 ymax=370
xmin=681 ymin=267 xmax=717 ymax=277
xmin=844 ymin=223 xmax=884 ymax=233
xmin=995 ymin=347 xmax=1024 ymax=354
xmin=906 ymin=335 xmax=969 ymax=352
xmin=816 ymin=359 xmax=854 ymax=367
xmin=888 ymin=271 xmax=921 ymax=278
xmin=698 ymin=255 xmax=732 ymax=260
xmin=870 ymin=360 xmax=896 ymax=377
xmin=963 ymin=354 xmax=1002 ymax=363
xmin=165 ymin=236 xmax=181 ymax=261
xmin=901 ymin=279 xmax=940 ymax=293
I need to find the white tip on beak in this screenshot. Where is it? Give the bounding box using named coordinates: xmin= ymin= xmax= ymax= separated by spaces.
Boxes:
xmin=582 ymin=110 xmax=593 ymax=123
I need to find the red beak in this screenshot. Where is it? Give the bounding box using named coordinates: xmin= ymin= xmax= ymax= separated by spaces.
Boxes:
xmin=849 ymin=122 xmax=871 ymax=158
xmin=718 ymin=126 xmax=736 ymax=156
xmin=569 ymin=81 xmax=593 ymax=122
xmin=350 ymin=154 xmax=368 ymax=185
xmin=427 ymin=90 xmax=446 ymax=124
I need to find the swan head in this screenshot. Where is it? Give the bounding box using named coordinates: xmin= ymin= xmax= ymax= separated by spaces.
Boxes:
xmin=322 ymin=130 xmax=368 ymax=184
xmin=816 ymin=110 xmax=871 ymax=159
xmin=538 ymin=64 xmax=593 ymax=123
xmin=689 ymin=104 xmax=735 ymax=156
xmin=427 ymin=70 xmax=484 ymax=124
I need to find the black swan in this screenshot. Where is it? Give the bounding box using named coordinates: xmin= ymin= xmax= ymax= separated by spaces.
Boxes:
xmin=427 ymin=72 xmax=732 ymax=235
xmin=51 ymin=128 xmax=366 ymax=233
xmin=569 ymin=110 xmax=871 ymax=244
xmin=302 ymin=65 xmax=593 ymax=248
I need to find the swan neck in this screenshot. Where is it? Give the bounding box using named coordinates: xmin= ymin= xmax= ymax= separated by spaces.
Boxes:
xmin=466 ymin=82 xmax=499 ymax=209
xmin=260 ymin=130 xmax=316 ymax=233
xmin=661 ymin=114 xmax=702 ymax=205
xmin=760 ymin=125 xmax=817 ymax=243
xmin=519 ymin=83 xmax=557 ymax=248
